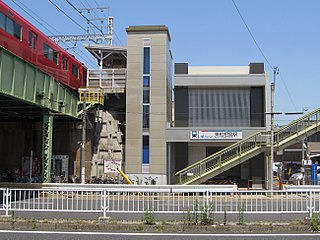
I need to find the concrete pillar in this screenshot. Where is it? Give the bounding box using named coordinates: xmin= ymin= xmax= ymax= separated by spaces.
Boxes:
xmin=265 ymin=154 xmax=270 ymax=189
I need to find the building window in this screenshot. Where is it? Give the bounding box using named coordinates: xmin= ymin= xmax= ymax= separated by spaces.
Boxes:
xmin=143 ymin=76 xmax=150 ymax=87
xmin=143 ymin=106 xmax=149 ymax=129
xmin=143 ymin=47 xmax=150 ymax=74
xmin=142 ymin=39 xmax=151 ymax=166
xmin=143 ymin=88 xmax=150 ymax=104
xmin=142 ymin=136 xmax=149 ymax=164
xmin=43 ymin=43 xmax=58 ymax=64
xmin=189 ymin=88 xmax=251 ymax=127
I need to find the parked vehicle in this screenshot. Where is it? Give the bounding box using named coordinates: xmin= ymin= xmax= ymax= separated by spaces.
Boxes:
xmin=289 ymin=166 xmax=320 ymax=185
xmin=288 ymin=172 xmax=304 ymax=184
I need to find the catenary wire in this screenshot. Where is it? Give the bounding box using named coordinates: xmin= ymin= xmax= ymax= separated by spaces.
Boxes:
xmin=75 ymin=0 xmax=121 ymax=46
xmin=83 ymin=0 xmax=94 ymax=9
xmin=93 ymin=0 xmax=100 ymax=8
xmin=98 ymin=8 xmax=123 ymax=46
xmin=231 ymin=0 xmax=298 ymax=111
xmin=279 ymin=72 xmax=298 ymax=112
xmin=231 ymin=0 xmax=272 ymax=70
xmin=77 ymin=0 xmax=95 ymax=20
xmin=65 ymin=0 xmax=104 ymax=34
xmin=10 ymin=0 xmax=95 ymax=68
xmin=11 ymin=0 xmax=55 ymax=35
xmin=48 ymin=0 xmax=87 ymax=32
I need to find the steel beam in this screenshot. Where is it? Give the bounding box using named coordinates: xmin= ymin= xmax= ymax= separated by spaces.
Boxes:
xmin=42 ymin=112 xmax=53 ymax=183
xmin=0 ymin=47 xmax=79 ymax=118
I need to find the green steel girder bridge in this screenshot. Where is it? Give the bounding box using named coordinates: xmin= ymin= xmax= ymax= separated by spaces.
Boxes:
xmin=176 ymin=109 xmax=320 ymax=185
xmin=0 ymin=47 xmax=103 ymax=183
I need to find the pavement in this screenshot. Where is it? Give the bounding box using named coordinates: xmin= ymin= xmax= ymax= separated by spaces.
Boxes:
xmin=0 ymin=215 xmax=313 ymax=233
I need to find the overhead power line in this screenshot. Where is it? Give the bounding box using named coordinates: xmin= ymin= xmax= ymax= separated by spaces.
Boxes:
xmin=10 ymin=0 xmax=95 ymax=68
xmin=231 ymin=0 xmax=298 ymax=111
xmin=93 ymin=0 xmax=100 ymax=7
xmin=48 ymin=0 xmax=87 ymax=32
xmin=278 ymin=72 xmax=298 ymax=112
xmin=11 ymin=0 xmax=55 ymax=35
xmin=78 ymin=0 xmax=95 ymax=19
xmin=83 ymin=0 xmax=94 ymax=9
xmin=65 ymin=0 xmax=104 ymax=35
xmin=76 ymin=0 xmax=122 ymax=46
xmin=231 ymin=0 xmax=272 ymax=70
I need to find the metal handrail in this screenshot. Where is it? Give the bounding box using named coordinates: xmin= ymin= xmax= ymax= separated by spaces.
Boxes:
xmin=175 ymin=108 xmax=320 ymax=185
xmin=274 ymin=108 xmax=320 ymax=145
xmin=275 ymin=108 xmax=319 ymax=133
xmin=176 ymin=131 xmax=269 ymax=184
xmin=79 ymin=88 xmax=104 ymax=105
xmin=87 ymin=68 xmax=126 ymax=90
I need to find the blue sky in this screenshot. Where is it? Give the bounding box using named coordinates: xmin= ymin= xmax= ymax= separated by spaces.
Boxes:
xmin=3 ymin=0 xmax=320 ymax=125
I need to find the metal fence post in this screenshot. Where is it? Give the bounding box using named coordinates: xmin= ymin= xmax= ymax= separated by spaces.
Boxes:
xmin=102 ymin=190 xmax=108 ymax=218
xmin=309 ymin=190 xmax=314 ymax=218
xmin=4 ymin=188 xmax=10 ymax=216
xmin=206 ymin=190 xmax=209 ymax=207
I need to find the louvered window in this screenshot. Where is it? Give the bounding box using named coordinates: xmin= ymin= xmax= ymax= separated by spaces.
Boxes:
xmin=189 ymin=88 xmax=250 ymax=127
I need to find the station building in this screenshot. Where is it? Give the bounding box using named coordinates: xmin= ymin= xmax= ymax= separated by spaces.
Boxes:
xmin=3 ymin=23 xmax=318 ymax=187
xmin=167 ymin=63 xmax=269 ymax=185
xmin=85 ymin=25 xmax=270 ymax=186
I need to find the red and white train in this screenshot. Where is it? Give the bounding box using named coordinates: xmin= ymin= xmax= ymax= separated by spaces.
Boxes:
xmin=0 ymin=1 xmax=86 ymax=91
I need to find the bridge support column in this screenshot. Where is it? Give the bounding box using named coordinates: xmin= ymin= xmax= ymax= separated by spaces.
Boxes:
xmin=42 ymin=112 xmax=53 ymax=183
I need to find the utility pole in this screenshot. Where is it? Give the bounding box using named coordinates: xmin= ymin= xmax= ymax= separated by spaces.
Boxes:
xmin=269 ymin=66 xmax=279 ymax=191
xmin=48 ymin=7 xmax=114 ymax=45
xmin=81 ymin=89 xmax=87 ymax=184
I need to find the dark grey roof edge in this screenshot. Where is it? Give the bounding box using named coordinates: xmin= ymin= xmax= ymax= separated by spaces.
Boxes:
xmin=126 ymin=25 xmax=171 ymax=41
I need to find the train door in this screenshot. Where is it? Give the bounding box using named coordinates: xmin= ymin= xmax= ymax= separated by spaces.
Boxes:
xmin=81 ymin=65 xmax=87 ymax=87
xmin=62 ymin=55 xmax=69 ymax=84
xmin=27 ymin=29 xmax=37 ymax=63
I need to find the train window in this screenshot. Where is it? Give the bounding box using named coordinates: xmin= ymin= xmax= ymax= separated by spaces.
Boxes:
xmin=28 ymin=30 xmax=37 ymax=49
xmin=6 ymin=17 xmax=14 ymax=35
xmin=62 ymin=56 xmax=68 ymax=70
xmin=13 ymin=22 xmax=21 ymax=39
xmin=72 ymin=64 xmax=79 ymax=78
xmin=43 ymin=43 xmax=58 ymax=64
xmin=0 ymin=12 xmax=5 ymax=30
xmin=0 ymin=12 xmax=21 ymax=40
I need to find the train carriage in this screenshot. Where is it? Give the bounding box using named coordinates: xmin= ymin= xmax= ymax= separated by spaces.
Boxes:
xmin=0 ymin=1 xmax=86 ymax=91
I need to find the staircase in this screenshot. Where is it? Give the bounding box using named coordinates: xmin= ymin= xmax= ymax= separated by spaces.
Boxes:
xmin=175 ymin=108 xmax=320 ymax=185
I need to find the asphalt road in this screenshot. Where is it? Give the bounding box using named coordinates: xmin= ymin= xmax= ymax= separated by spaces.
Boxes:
xmin=0 ymin=230 xmax=320 ymax=240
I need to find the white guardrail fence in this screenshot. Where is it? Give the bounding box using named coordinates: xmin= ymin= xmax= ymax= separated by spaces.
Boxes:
xmin=0 ymin=185 xmax=320 ymax=218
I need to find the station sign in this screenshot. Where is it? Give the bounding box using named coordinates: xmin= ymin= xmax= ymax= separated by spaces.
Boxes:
xmin=104 ymin=159 xmax=122 ymax=173
xmin=190 ymin=130 xmax=242 ymax=140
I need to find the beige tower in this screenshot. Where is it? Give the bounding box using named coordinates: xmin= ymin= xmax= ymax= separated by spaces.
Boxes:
xmin=125 ymin=26 xmax=172 ymax=184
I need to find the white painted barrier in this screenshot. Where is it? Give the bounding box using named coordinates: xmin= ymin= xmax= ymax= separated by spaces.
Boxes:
xmin=0 ymin=185 xmax=319 ymax=218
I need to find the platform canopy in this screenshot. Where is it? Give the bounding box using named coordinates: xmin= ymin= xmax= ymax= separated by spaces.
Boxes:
xmin=84 ymin=44 xmax=127 ymax=69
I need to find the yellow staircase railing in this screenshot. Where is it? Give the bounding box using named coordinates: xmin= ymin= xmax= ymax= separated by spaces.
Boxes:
xmin=273 ymin=108 xmax=320 ymax=150
xmin=176 ymin=131 xmax=269 ymax=185
xmin=175 ymin=108 xmax=320 ymax=185
xmin=79 ymin=88 xmax=104 ymax=105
